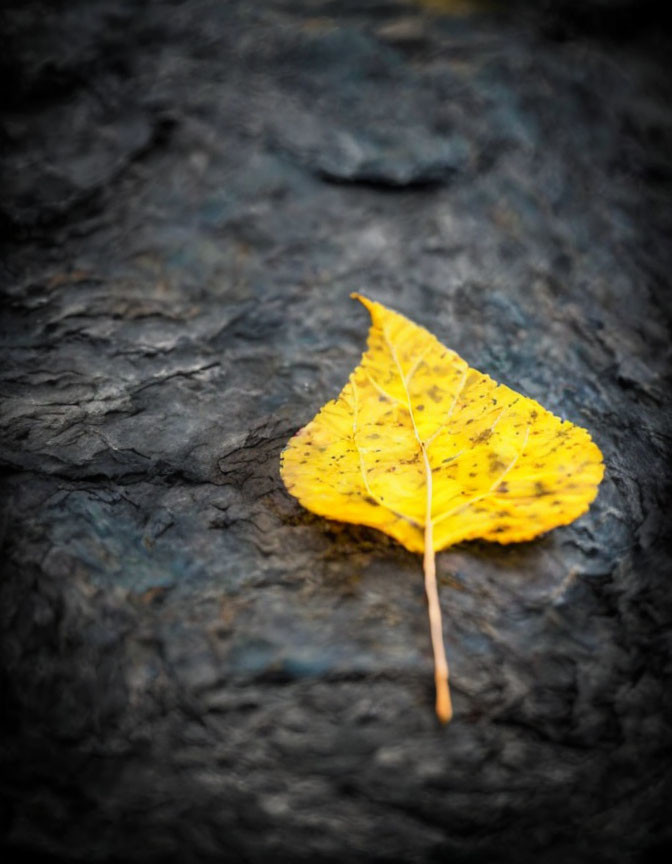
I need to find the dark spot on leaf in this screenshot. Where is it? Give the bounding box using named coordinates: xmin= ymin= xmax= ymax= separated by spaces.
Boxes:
xmin=473 ymin=428 xmax=492 ymax=444
xmin=489 ymin=454 xmax=507 ymax=473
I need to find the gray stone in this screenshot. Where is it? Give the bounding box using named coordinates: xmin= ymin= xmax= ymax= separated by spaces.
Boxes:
xmin=1 ymin=1 xmax=671 ymax=862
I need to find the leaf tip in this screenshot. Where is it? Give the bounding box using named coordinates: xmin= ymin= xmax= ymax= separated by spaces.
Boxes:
xmin=350 ymin=292 xmax=374 ymax=312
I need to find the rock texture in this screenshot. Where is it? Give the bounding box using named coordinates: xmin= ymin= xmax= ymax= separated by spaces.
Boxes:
xmin=1 ymin=1 xmax=671 ymax=862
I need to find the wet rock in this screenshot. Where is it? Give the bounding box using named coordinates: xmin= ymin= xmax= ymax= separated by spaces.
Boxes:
xmin=1 ymin=1 xmax=671 ymax=863
xmin=266 ymin=27 xmax=470 ymax=186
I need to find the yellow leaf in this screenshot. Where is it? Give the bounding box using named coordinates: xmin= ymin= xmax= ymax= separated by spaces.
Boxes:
xmin=280 ymin=294 xmax=604 ymax=723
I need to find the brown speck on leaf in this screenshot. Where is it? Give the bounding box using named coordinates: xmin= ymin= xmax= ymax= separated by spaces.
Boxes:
xmin=473 ymin=428 xmax=493 ymax=444
xmin=489 ymin=456 xmax=507 ymax=473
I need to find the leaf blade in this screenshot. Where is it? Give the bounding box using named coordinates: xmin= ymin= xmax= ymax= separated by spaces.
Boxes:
xmin=280 ymin=294 xmax=604 ymax=553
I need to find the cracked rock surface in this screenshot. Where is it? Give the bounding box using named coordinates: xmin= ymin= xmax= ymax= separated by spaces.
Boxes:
xmin=1 ymin=1 xmax=671 ymax=862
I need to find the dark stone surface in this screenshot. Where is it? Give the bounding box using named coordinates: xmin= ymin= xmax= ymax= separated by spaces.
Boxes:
xmin=1 ymin=1 xmax=671 ymax=862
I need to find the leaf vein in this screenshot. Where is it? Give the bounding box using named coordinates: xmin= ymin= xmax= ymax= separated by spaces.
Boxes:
xmin=433 ymin=424 xmax=531 ymax=525
xmin=351 ymin=377 xmax=421 ymax=528
xmin=425 ymin=367 xmax=469 ymax=447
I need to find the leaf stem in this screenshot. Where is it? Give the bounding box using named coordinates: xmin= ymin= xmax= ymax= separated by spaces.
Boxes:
xmin=384 ymin=321 xmax=452 ymax=724
xmin=421 ymin=445 xmax=452 ymax=724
